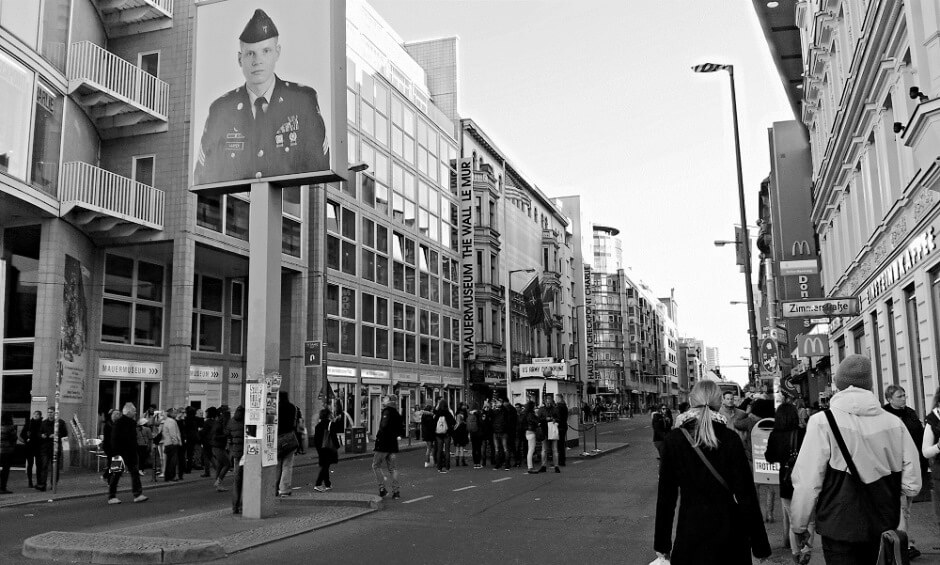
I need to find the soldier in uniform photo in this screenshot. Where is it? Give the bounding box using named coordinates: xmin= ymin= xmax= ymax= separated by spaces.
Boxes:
xmin=194 ymin=9 xmax=330 ymax=185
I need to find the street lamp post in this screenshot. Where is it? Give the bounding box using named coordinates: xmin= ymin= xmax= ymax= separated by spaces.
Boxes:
xmin=505 ymin=268 xmax=536 ymax=396
xmin=693 ymin=63 xmax=760 ymax=384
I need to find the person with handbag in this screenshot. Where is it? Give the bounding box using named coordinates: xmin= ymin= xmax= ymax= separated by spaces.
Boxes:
xmin=764 ymin=402 xmax=813 ymax=564
xmin=107 ymin=403 xmax=148 ymax=505
xmin=789 ymin=354 xmax=922 ymax=565
xmin=921 ymin=388 xmax=940 ymax=545
xmin=654 ymin=380 xmax=770 ymax=564
xmin=276 ymin=391 xmax=299 ymax=497
xmin=313 ymin=408 xmax=340 ymax=492
xmin=537 ymin=396 xmax=560 ymax=474
xmin=522 ymin=401 xmax=541 ymax=474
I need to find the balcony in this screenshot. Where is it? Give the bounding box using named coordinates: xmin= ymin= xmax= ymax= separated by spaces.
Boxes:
xmin=540 ymin=270 xmax=561 ymax=289
xmin=67 ymin=41 xmax=169 ymax=139
xmin=59 ymin=161 xmax=165 ymax=236
xmin=96 ymin=0 xmax=173 ymax=38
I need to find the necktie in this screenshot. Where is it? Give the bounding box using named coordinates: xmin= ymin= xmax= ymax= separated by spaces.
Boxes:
xmin=254 ymin=97 xmax=267 ymax=119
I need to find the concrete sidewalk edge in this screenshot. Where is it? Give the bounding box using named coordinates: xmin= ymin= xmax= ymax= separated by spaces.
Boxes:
xmin=21 ymin=496 xmax=382 ymax=564
xmin=22 ymin=531 xmax=225 ymax=564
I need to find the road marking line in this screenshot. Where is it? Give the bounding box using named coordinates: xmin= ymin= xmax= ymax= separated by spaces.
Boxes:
xmin=491 ymin=477 xmax=512 ymax=483
xmin=453 ymin=485 xmax=477 ymax=492
xmin=402 ymin=495 xmax=433 ymax=504
xmin=573 ymin=460 xmax=584 ymax=465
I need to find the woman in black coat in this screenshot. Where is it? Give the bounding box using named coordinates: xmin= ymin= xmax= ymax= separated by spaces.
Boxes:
xmin=655 ymin=380 xmax=770 ymax=565
xmin=764 ymin=402 xmax=812 ymax=564
xmin=312 ymin=408 xmax=340 ymax=491
xmin=432 ymin=399 xmax=456 ymax=473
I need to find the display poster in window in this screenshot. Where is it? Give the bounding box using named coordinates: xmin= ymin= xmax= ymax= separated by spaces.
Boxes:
xmin=190 ymin=0 xmax=347 ymax=190
xmin=60 ymin=255 xmax=89 ymax=403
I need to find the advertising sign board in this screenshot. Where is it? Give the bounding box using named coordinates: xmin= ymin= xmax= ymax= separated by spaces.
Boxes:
xmin=458 ymin=157 xmax=476 ymax=360
xmin=191 ymin=0 xmax=346 ymax=191
xmin=751 ymin=418 xmax=779 ymax=485
xmin=797 ymin=334 xmax=830 ymax=357
xmin=519 ymin=363 xmax=568 ymax=379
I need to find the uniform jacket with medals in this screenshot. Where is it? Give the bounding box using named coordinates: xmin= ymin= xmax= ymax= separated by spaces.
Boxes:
xmin=195 ymin=76 xmax=329 ymax=184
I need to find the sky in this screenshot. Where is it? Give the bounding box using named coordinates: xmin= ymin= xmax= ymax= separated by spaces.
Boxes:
xmin=369 ymin=0 xmax=796 ymax=385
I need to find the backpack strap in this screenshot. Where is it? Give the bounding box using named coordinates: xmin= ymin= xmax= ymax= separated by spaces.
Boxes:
xmin=680 ymin=428 xmax=735 ymax=501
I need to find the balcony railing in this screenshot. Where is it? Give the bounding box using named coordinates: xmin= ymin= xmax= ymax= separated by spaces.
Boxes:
xmin=59 ymin=161 xmax=165 ymax=232
xmin=96 ymin=0 xmax=174 ymax=37
xmin=67 ymin=41 xmax=169 ymax=137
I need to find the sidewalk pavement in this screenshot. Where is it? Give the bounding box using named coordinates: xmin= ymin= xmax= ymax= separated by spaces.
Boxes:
xmin=759 ymin=493 xmax=939 ymax=564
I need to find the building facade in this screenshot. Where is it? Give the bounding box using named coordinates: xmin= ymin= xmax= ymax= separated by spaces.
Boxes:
xmin=456 ymin=119 xmax=582 ymax=406
xmin=756 ymin=0 xmax=940 ymax=416
xmin=0 ymin=0 xmax=471 ymax=462
xmin=589 ymin=225 xmax=676 ymax=410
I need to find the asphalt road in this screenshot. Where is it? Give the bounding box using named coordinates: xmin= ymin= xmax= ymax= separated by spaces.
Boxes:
xmin=0 ymin=418 xmax=663 ymax=565
xmin=227 ymin=419 xmax=655 ymax=565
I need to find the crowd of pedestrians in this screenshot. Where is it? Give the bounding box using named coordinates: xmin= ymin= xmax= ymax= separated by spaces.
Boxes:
xmin=405 ymin=394 xmax=569 ymax=484
xmin=654 ymin=355 xmax=939 ymax=565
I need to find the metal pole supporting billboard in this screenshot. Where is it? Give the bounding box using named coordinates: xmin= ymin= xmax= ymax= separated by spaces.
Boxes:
xmin=242 ymin=182 xmax=283 ymax=519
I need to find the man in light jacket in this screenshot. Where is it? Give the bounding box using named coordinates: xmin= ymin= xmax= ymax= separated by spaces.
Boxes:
xmin=790 ymin=355 xmax=921 ymax=564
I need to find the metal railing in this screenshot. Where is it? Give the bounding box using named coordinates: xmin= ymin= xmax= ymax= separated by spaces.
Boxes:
xmin=67 ymin=41 xmax=169 ymax=119
xmin=59 ymin=161 xmax=165 ymax=228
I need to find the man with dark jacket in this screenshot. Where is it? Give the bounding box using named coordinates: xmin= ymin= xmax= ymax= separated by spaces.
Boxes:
xmin=108 ymin=403 xmax=148 ymax=505
xmin=491 ymin=398 xmax=510 ymax=470
xmin=372 ymin=396 xmax=405 ymax=499
xmin=502 ymin=399 xmax=518 ymax=470
xmin=882 ymin=384 xmax=927 ymax=560
xmin=227 ymin=406 xmax=245 ymax=514
xmin=35 ymin=407 xmax=68 ymax=491
xmin=21 ymin=411 xmax=42 ymax=488
xmin=554 ymin=395 xmax=569 ymax=466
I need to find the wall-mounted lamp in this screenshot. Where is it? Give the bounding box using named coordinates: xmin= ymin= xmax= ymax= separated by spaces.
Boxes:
xmin=893 ymin=122 xmax=906 ymax=134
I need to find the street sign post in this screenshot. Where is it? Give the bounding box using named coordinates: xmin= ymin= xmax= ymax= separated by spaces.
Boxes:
xmin=781 ymin=297 xmax=860 ymax=318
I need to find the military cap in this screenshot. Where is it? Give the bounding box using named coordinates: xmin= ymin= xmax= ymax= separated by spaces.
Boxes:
xmin=239 ymin=9 xmax=279 ymax=43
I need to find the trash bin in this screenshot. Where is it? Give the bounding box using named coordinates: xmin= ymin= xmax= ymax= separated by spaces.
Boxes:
xmin=345 ymin=426 xmax=367 ymax=454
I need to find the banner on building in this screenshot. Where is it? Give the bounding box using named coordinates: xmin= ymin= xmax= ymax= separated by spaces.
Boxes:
xmin=523 ymin=277 xmax=544 ymax=325
xmin=60 ymin=255 xmax=89 ymax=403
xmin=584 ymin=265 xmax=595 ymax=382
xmin=190 ymin=0 xmax=347 ymax=190
xmin=458 ymin=157 xmax=476 ymax=360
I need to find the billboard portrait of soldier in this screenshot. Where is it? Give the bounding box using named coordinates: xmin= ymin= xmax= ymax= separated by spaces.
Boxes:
xmin=192 ymin=1 xmax=338 ymax=187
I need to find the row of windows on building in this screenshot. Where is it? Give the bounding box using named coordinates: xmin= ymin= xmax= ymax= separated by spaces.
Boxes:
xmin=327 ymin=200 xmax=463 ymax=308
xmin=326 ymin=282 xmax=461 ymax=368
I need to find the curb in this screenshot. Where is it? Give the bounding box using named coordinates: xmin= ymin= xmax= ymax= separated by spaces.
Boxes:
xmin=0 ymin=445 xmax=425 ymax=510
xmin=22 ymin=531 xmax=225 ymax=564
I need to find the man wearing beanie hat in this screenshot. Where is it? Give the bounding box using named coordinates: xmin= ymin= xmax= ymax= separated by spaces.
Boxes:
xmin=789 ymin=354 xmax=921 ymax=564
xmin=195 ymin=8 xmax=330 ymax=185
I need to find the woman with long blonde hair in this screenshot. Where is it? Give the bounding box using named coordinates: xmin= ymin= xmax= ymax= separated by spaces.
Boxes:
xmin=654 ymin=380 xmax=770 ymax=564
